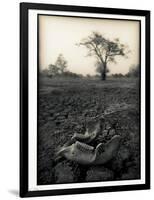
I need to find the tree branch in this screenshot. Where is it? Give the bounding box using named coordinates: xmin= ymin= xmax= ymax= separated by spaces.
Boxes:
xmin=108 ymin=52 xmax=123 ymax=56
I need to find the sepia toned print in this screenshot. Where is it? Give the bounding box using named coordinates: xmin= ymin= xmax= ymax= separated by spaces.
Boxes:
xmin=37 ymin=15 xmax=141 ymax=185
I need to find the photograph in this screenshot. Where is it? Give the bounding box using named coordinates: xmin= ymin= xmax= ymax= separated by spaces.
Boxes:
xmin=38 ymin=15 xmax=141 ymax=185
xmin=20 ymin=3 xmax=150 ymax=197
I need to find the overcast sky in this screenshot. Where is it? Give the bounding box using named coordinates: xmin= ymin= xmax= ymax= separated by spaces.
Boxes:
xmin=39 ymin=15 xmax=140 ymax=75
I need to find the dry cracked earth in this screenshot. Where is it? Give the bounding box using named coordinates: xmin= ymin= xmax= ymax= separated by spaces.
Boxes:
xmin=37 ymin=77 xmax=140 ymax=185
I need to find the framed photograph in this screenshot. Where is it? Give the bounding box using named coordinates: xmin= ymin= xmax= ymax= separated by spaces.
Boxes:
xmin=20 ymin=2 xmax=150 ymax=197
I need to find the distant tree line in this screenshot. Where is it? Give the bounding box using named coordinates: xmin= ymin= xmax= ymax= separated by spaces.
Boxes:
xmin=40 ymin=53 xmax=83 ymax=78
xmin=111 ymin=65 xmax=139 ymax=78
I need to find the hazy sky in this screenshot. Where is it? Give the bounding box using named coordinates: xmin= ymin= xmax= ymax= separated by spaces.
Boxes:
xmin=39 ymin=15 xmax=140 ymax=75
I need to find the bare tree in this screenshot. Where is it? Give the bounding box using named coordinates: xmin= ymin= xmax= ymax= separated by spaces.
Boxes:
xmin=78 ymin=32 xmax=129 ymax=80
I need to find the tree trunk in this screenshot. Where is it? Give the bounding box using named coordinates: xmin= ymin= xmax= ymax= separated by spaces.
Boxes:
xmin=101 ymin=71 xmax=106 ymax=80
xmin=101 ymin=63 xmax=106 ymax=81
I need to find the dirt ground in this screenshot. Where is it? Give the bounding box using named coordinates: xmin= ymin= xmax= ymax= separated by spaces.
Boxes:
xmin=37 ymin=77 xmax=140 ymax=185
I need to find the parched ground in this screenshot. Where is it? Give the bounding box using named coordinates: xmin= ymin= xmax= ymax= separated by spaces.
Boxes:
xmin=37 ymin=77 xmax=140 ymax=185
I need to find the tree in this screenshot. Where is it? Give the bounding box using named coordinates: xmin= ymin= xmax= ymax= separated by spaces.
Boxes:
xmin=55 ymin=54 xmax=68 ymax=73
xmin=79 ymin=32 xmax=128 ymax=80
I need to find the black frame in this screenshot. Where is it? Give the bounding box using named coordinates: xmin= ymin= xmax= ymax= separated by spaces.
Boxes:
xmin=20 ymin=2 xmax=150 ymax=197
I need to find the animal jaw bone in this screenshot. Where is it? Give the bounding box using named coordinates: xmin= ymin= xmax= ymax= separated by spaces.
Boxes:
xmin=55 ymin=141 xmax=95 ymax=165
xmin=70 ymin=120 xmax=103 ymax=144
xmin=62 ymin=117 xmax=105 ymax=148
xmin=94 ymin=135 xmax=121 ymax=164
xmin=55 ymin=135 xmax=121 ymax=165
